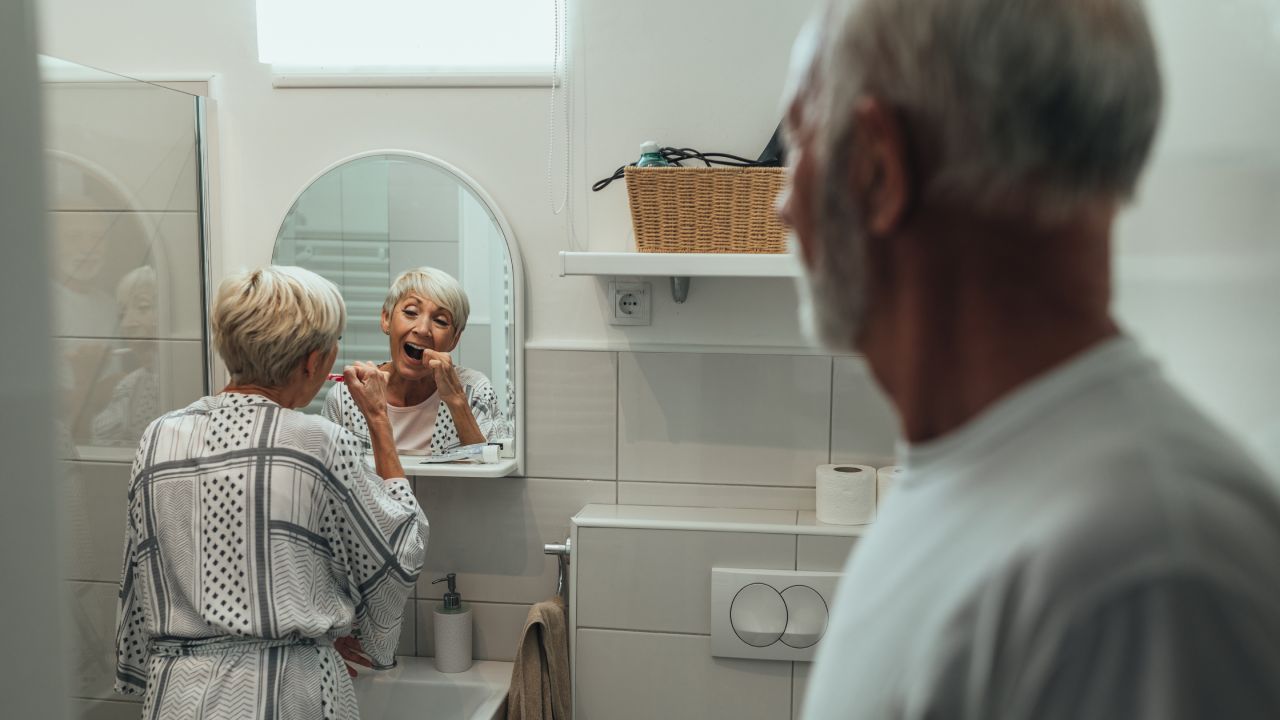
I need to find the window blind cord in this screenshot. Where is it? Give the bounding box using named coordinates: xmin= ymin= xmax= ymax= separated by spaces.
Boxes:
xmin=546 ymin=0 xmax=570 ymax=216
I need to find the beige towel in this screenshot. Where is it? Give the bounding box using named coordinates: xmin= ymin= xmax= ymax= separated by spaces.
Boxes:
xmin=503 ymin=596 xmax=572 ymax=720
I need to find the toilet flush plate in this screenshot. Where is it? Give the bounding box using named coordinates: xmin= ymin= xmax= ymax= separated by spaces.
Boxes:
xmin=711 ymin=568 xmax=841 ymax=662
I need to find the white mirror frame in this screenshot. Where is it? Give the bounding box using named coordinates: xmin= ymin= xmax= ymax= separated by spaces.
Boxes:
xmin=274 ymin=149 xmax=526 ymax=477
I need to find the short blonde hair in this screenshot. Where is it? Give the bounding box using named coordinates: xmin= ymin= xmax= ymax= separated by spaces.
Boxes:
xmin=212 ymin=266 xmax=346 ymax=387
xmin=381 ymin=267 xmax=470 ymax=333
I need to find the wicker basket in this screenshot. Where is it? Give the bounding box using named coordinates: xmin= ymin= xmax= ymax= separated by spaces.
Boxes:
xmin=624 ymin=166 xmax=788 ymax=253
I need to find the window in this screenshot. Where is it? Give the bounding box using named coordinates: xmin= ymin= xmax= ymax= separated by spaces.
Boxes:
xmin=257 ymin=0 xmax=557 ymax=73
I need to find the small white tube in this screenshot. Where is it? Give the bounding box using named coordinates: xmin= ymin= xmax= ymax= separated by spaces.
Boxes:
xmin=419 ymin=443 xmax=501 ymax=464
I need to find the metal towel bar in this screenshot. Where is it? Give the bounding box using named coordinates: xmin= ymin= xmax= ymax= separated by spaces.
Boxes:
xmin=543 ymin=537 xmax=571 ymax=602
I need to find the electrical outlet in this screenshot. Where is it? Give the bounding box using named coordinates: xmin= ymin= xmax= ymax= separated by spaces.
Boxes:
xmin=609 ymin=281 xmax=651 ymax=326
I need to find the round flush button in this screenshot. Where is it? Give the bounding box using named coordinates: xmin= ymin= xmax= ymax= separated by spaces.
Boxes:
xmin=730 ymin=583 xmax=787 ymax=647
xmin=780 ymin=585 xmax=829 ymax=648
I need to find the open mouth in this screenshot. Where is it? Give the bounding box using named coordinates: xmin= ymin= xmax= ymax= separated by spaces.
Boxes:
xmin=404 ymin=343 xmax=426 ymax=361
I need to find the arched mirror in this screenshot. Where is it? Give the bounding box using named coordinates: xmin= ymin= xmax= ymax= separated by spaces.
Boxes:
xmin=272 ymin=151 xmax=523 ymax=475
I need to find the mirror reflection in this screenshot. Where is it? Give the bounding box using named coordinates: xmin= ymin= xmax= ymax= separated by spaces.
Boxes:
xmin=272 ymin=153 xmax=515 ymax=455
xmin=47 ymin=150 xmax=207 ymax=459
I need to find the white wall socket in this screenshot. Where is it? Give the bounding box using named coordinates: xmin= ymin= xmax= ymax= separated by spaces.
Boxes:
xmin=608 ymin=281 xmax=651 ymax=326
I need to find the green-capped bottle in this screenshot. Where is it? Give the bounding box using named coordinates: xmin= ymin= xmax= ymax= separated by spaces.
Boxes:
xmin=635 ymin=141 xmax=671 ymax=167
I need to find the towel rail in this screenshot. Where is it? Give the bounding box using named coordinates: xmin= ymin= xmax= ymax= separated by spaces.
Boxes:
xmin=544 ymin=537 xmax=571 ymax=602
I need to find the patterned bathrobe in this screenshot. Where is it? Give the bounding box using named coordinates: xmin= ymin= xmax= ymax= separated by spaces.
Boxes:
xmin=114 ymin=392 xmax=428 ymax=719
xmin=322 ymin=366 xmax=506 ymax=455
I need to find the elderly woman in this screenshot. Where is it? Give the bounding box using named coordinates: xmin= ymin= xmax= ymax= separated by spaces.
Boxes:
xmin=113 ymin=266 xmax=427 ymax=719
xmin=322 ymin=266 xmax=504 ymax=455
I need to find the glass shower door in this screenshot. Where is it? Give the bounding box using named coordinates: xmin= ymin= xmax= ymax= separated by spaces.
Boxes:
xmin=40 ymin=55 xmax=209 ymax=718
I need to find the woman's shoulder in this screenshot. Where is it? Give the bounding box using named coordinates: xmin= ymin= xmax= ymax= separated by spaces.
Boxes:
xmin=322 ymin=381 xmax=369 ymax=432
xmin=456 ymin=365 xmax=492 ymax=388
xmin=323 ymin=380 xmax=354 ymax=404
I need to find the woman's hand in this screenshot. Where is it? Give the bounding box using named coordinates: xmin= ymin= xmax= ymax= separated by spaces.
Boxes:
xmin=422 ymin=350 xmax=466 ymax=405
xmin=344 ymin=361 xmax=391 ymax=421
xmin=422 ymin=350 xmax=486 ymax=446
xmin=335 ymin=635 xmax=374 ymax=678
xmin=347 ymin=361 xmax=405 ymax=480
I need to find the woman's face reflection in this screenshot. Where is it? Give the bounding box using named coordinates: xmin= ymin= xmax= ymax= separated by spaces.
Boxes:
xmin=116 ymin=266 xmax=158 ymax=362
xmin=380 ymin=292 xmax=461 ymax=381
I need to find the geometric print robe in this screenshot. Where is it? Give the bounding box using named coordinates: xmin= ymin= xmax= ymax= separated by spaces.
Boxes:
xmin=114 ymin=392 xmax=429 ymax=719
xmin=322 ymin=366 xmax=506 ymax=456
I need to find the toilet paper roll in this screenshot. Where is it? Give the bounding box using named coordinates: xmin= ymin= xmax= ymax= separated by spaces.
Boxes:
xmin=877 ymin=466 xmax=904 ymax=506
xmin=815 ymin=464 xmax=877 ymax=525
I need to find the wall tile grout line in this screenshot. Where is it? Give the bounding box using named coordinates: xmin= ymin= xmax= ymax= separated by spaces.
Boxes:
xmin=575 ymin=626 xmax=712 ymax=638
xmin=614 ymin=350 xmax=620 ymax=501
xmin=65 ymin=459 xmax=132 ymax=465
xmin=415 ymin=598 xmax=533 ymax=607
xmin=827 ymin=356 xmax=836 ymax=465
xmin=54 ymin=335 xmax=203 ymax=342
xmin=790 ymin=662 xmax=796 ymax=720
xmin=618 ymin=479 xmax=821 ymax=489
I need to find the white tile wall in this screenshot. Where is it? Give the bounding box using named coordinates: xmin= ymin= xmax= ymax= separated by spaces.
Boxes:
xmin=339 ymin=160 xmax=389 ymax=237
xmin=618 ymin=353 xmax=832 ymax=486
xmin=618 ymin=481 xmax=817 ymax=511
xmin=62 ymin=461 xmax=130 ymax=583
xmin=71 ymin=698 xmax=142 ymax=720
xmin=292 ymin=170 xmax=342 ymax=235
xmin=388 ymin=161 xmax=461 ymax=243
xmin=1113 ymin=158 xmax=1280 ymax=476
xmin=575 ymin=527 xmax=795 ymax=634
xmin=453 ymin=323 xmax=492 ymax=383
xmin=792 ymin=662 xmax=811 ymax=720
xmin=67 ymin=581 xmax=118 ymax=700
xmin=54 ymin=338 xmax=206 ymax=450
xmin=796 ymin=535 xmax=856 ymax=572
xmin=416 ymin=600 xmax=531 ymax=662
xmin=398 ymin=597 xmax=416 ymax=656
xmin=414 ymin=477 xmax=614 ymax=604
xmin=48 ymin=210 xmax=203 ymax=340
xmin=525 ymin=350 xmax=618 ymax=480
xmin=389 ymin=240 xmax=459 ymax=279
xmin=576 ymin=629 xmax=793 ymax=720
xmin=44 ymin=85 xmax=199 ymax=213
xmin=830 ymin=357 xmax=899 ymax=467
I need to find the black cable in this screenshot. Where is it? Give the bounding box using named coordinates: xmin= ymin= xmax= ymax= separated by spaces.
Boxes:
xmin=591 ymin=146 xmax=781 ymax=192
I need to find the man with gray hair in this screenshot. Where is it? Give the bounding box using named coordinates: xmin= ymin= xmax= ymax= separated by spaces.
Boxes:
xmin=779 ymin=0 xmax=1280 ymax=717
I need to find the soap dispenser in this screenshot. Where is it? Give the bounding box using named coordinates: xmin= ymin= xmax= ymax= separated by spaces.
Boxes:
xmin=431 ymin=573 xmax=473 ymax=673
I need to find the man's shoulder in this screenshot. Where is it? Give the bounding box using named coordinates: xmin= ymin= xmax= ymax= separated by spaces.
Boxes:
xmin=993 ymin=389 xmax=1280 ymax=628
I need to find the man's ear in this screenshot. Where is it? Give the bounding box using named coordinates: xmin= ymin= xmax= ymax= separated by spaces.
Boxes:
xmin=848 ymin=96 xmax=913 ymax=236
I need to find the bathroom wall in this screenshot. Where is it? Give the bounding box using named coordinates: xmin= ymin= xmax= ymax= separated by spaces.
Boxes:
xmin=36 ymin=0 xmax=1280 ymax=459
xmin=36 ymin=0 xmax=1280 ymax=714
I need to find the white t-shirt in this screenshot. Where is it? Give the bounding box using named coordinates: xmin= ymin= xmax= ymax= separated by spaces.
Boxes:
xmin=386 ymin=392 xmax=439 ymax=455
xmin=803 ymin=336 xmax=1280 ymax=719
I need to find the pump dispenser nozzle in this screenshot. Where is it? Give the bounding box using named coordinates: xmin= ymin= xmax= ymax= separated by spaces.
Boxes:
xmin=432 ymin=573 xmax=462 ymax=611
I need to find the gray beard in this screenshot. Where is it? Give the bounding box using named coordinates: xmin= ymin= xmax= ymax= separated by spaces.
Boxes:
xmin=792 ymin=195 xmax=868 ymax=353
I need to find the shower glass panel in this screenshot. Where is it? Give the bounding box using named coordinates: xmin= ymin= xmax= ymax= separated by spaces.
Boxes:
xmin=41 ymin=56 xmax=208 ymax=460
xmin=41 ymin=56 xmax=209 ymax=713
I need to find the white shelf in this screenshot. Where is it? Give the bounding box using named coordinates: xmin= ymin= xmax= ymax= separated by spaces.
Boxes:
xmin=559 ymin=251 xmax=799 ymax=279
xmin=376 ymin=455 xmax=519 ymax=479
